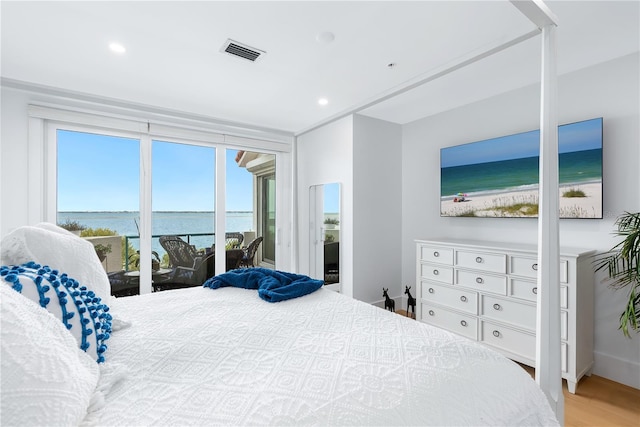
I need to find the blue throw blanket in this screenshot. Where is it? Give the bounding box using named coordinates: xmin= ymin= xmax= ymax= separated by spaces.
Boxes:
xmin=203 ymin=268 xmax=323 ymax=303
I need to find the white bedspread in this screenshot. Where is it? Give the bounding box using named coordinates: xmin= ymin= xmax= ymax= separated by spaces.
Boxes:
xmin=95 ymin=287 xmax=559 ymax=426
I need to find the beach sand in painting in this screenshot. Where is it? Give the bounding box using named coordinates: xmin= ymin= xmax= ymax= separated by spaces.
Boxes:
xmin=441 ymin=182 xmax=602 ymax=218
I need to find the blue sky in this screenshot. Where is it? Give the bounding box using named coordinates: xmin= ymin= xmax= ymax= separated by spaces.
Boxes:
xmin=441 ymin=117 xmax=602 ymax=168
xmin=57 ymin=130 xmax=254 ymax=211
xmin=323 ymin=182 xmax=340 ymax=214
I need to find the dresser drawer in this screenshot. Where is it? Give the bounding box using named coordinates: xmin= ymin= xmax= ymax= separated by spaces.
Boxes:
xmin=456 ymin=270 xmax=507 ymax=295
xmin=510 ymin=256 xmax=569 ymax=283
xmin=421 ymin=282 xmax=477 ymax=314
xmin=420 ymin=264 xmax=454 ymax=284
xmin=456 ymin=250 xmax=506 ymax=274
xmin=510 ymin=256 xmax=539 ymax=278
xmin=510 ymin=279 xmax=568 ymax=308
xmin=481 ymin=321 xmax=535 ymax=361
xmin=421 ymin=304 xmax=477 ymax=340
xmin=481 ymin=295 xmax=536 ymax=331
xmin=420 ymin=245 xmax=454 ymax=265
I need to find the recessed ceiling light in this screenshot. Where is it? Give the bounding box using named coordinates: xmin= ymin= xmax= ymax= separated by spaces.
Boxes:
xmin=109 ymin=42 xmax=126 ymax=54
xmin=318 ymin=98 xmax=329 ymax=106
xmin=316 ymin=32 xmax=335 ymax=44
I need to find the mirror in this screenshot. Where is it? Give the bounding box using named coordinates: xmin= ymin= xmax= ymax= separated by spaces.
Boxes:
xmin=309 ymin=183 xmax=340 ymax=290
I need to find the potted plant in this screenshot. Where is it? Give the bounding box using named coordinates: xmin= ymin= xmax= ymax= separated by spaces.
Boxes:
xmin=324 ymin=217 xmax=340 ymax=230
xmin=594 ymin=211 xmax=640 ymax=337
xmin=93 ymin=243 xmax=112 ymax=262
xmin=58 ymin=219 xmax=86 ymax=236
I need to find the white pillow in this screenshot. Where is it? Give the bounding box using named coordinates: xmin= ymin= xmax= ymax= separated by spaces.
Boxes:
xmin=0 ymin=223 xmax=112 ymax=306
xmin=1 ymin=262 xmax=112 ymax=363
xmin=0 ymin=284 xmax=100 ymax=426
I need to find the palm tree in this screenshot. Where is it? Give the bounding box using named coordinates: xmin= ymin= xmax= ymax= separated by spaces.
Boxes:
xmin=594 ymin=212 xmax=640 ymax=337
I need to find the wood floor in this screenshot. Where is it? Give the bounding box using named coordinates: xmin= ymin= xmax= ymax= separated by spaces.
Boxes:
xmin=520 ymin=365 xmax=640 ymax=426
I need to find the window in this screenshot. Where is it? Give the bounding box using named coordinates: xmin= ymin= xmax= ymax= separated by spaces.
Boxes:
xmin=57 ymin=130 xmax=140 ymax=286
xmin=260 ymin=173 xmax=276 ymax=264
xmin=43 ymin=110 xmax=290 ymax=296
xmin=235 ymin=151 xmax=276 ymax=267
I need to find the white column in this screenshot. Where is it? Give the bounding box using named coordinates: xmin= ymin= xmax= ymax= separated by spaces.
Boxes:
xmin=536 ymin=22 xmax=564 ymax=423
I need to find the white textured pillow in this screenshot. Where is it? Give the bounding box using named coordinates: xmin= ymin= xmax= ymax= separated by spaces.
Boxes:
xmin=1 ymin=262 xmax=112 ymax=363
xmin=0 ymin=284 xmax=100 ymax=426
xmin=0 ymin=223 xmax=111 ymax=306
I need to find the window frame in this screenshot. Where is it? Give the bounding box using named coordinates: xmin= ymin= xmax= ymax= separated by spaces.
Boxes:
xmin=29 ymin=104 xmax=293 ymax=293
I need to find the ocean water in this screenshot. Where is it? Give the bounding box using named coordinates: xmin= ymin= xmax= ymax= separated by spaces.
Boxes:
xmin=58 ymin=211 xmax=253 ymax=253
xmin=440 ymin=148 xmax=602 ymax=199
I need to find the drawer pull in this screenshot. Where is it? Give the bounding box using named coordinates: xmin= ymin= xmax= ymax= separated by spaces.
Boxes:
xmin=532 ymin=287 xmax=538 ymax=295
xmin=428 ymin=310 xmax=435 ymax=316
xmin=433 ymin=251 xmax=440 ymax=257
xmin=475 ymin=256 xmax=483 ymax=263
xmin=428 ymin=288 xmax=434 ymax=294
xmin=433 ymin=269 xmax=439 ymax=275
xmin=460 ymin=320 xmax=467 ymax=327
xmin=476 ymin=277 xmax=484 ymax=284
xmin=460 ymin=296 xmax=467 ymax=302
xmin=493 ymin=303 xmax=501 ymax=311
xmin=492 ymin=330 xmax=501 ymax=338
xmin=532 ymin=263 xmax=538 ymax=271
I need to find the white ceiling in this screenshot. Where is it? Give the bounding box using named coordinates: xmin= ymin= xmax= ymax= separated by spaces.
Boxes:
xmin=1 ymin=1 xmax=638 ymax=135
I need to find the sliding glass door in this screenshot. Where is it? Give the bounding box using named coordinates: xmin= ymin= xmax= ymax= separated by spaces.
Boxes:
xmin=56 ymin=129 xmax=141 ymax=296
xmin=55 ymin=123 xmax=285 ymax=297
xmin=151 ymin=140 xmax=216 ymax=290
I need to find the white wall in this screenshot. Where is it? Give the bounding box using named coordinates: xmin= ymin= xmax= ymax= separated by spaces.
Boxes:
xmin=297 ymin=116 xmax=354 ymax=296
xmin=1 ymin=87 xmax=31 ymax=236
xmin=353 ymin=115 xmax=402 ymax=303
xmin=401 ymin=53 xmax=640 ymax=388
xmin=296 ymin=115 xmax=402 ymax=303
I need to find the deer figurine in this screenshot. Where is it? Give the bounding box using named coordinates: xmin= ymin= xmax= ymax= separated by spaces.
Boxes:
xmin=383 ymin=288 xmax=395 ymax=312
xmin=405 ymin=285 xmax=416 ymax=318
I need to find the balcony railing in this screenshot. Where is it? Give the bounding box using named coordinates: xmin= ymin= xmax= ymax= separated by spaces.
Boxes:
xmin=124 ymin=232 xmax=214 ymax=271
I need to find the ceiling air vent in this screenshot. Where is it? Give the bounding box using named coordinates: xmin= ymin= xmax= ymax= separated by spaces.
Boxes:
xmin=220 ymin=39 xmax=265 ymax=62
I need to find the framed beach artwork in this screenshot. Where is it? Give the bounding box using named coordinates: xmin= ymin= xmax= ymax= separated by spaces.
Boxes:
xmin=440 ymin=117 xmax=603 ymax=218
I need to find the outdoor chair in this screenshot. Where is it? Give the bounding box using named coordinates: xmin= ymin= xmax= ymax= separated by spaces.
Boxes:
xmin=239 ymin=236 xmax=263 ymax=268
xmin=159 ymin=235 xmax=213 ymax=288
xmin=225 ymin=248 xmax=245 ymax=271
xmin=225 ymin=232 xmax=244 ymax=249
xmin=107 ymin=270 xmax=139 ymax=297
xmin=206 ymin=232 xmax=245 ymax=254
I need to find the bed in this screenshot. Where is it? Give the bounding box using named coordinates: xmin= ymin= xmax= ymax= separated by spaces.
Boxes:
xmin=1 ymin=224 xmax=558 ymax=426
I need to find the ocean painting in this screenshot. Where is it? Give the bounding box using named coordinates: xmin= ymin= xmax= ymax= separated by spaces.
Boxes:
xmin=440 ymin=117 xmax=603 ymax=218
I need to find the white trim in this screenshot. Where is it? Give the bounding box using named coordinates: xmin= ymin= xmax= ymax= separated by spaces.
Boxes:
xmin=27 ymin=117 xmax=46 ymax=225
xmin=510 ymin=0 xmax=559 ymax=28
xmin=215 ymin=147 xmax=227 ymax=276
xmin=139 ymin=133 xmax=153 ymax=295
xmin=8 ymin=78 xmax=294 ymax=144
xmin=593 ymin=351 xmax=640 ymax=390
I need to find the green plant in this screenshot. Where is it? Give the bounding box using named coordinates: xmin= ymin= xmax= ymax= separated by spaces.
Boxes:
xmin=58 ymin=219 xmax=86 ymax=232
xmin=80 ymin=227 xmax=117 ymax=237
xmin=324 ymin=218 xmax=340 ymax=225
xmin=93 ymin=243 xmax=112 ymax=261
xmin=594 ymin=211 xmax=640 ymax=337
xmin=128 ymin=250 xmax=162 ymax=272
xmin=563 ymin=188 xmax=586 ymax=198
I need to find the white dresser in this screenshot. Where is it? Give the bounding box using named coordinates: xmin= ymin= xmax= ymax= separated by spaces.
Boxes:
xmin=415 ymin=238 xmax=595 ymax=393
